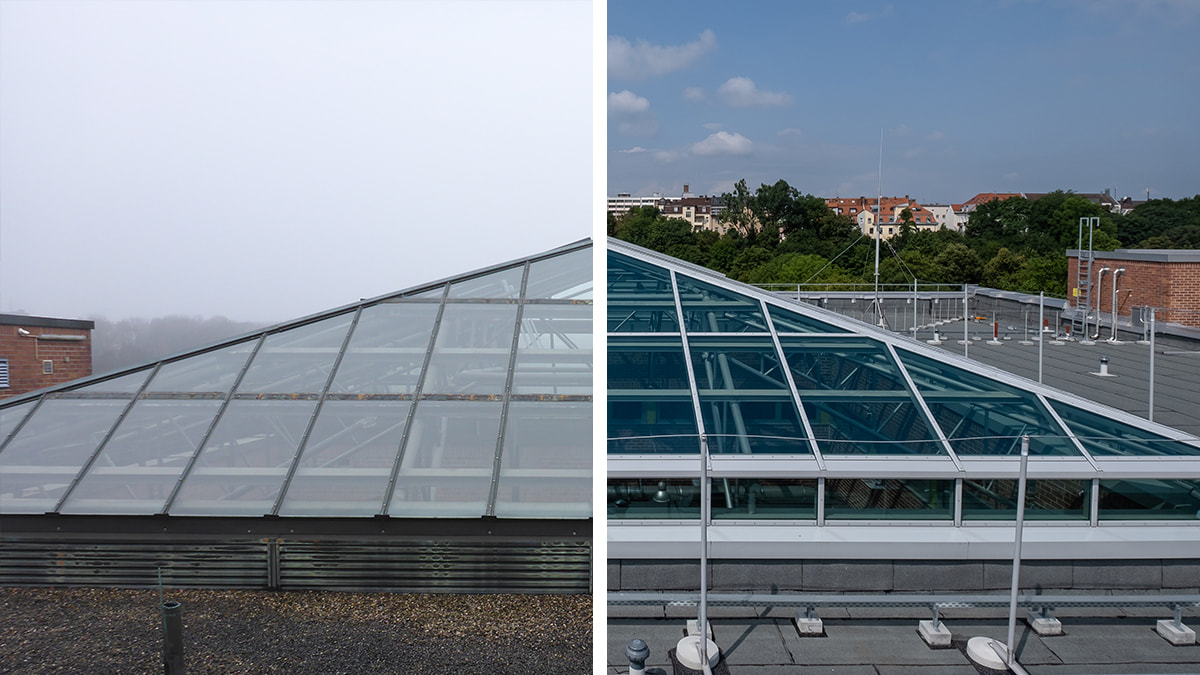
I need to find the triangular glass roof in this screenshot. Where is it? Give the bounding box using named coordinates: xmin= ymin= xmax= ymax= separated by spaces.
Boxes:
xmin=606 ymin=238 xmax=1200 ymax=465
xmin=0 ymin=240 xmax=592 ymax=519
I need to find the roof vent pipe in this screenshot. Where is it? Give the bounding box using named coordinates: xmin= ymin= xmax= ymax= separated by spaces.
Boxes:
xmin=1109 ymin=268 xmax=1125 ymax=342
xmin=1089 ymin=267 xmax=1110 ymax=340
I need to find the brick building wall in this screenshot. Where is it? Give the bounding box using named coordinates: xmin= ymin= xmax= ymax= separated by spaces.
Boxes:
xmin=0 ymin=315 xmax=94 ymax=399
xmin=1066 ymin=250 xmax=1200 ymax=328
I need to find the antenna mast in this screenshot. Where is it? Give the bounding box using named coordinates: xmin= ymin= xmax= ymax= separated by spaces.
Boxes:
xmin=874 ymin=128 xmax=884 ymax=326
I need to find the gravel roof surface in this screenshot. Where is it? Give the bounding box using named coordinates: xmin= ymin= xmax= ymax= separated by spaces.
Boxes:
xmin=0 ymin=587 xmax=591 ymax=674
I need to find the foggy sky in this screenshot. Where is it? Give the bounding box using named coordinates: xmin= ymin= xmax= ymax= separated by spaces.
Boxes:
xmin=1 ymin=0 xmax=592 ymax=323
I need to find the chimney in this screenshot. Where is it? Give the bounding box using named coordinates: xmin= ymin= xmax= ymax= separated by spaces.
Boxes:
xmin=683 ymin=184 xmax=690 ymax=194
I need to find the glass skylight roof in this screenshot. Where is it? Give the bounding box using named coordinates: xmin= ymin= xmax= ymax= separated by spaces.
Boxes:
xmin=606 ymin=239 xmax=1200 ymax=463
xmin=0 ymin=240 xmax=592 ymax=519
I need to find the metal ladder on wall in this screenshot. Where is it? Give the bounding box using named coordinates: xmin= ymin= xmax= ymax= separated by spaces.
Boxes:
xmin=1073 ymin=217 xmax=1099 ymax=338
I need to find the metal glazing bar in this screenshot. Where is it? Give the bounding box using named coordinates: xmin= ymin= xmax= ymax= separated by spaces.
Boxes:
xmin=764 ymin=299 xmax=825 ymax=468
xmin=817 ymin=476 xmax=826 ymax=526
xmin=52 ymin=361 xmax=165 ymax=513
xmin=671 ymin=270 xmax=709 ymax=443
xmin=954 ymin=478 xmax=963 ymax=527
xmin=271 ymin=306 xmax=362 ymax=515
xmin=884 ymin=343 xmax=962 ymax=471
xmin=380 ymin=284 xmax=449 ymax=516
xmin=1039 ymin=392 xmax=1100 ymax=472
xmin=1090 ymin=477 xmax=1100 ymax=526
xmin=0 ymin=395 xmax=48 ymax=454
xmin=485 ymin=261 xmax=531 ymax=517
xmin=161 ymin=334 xmax=267 ymax=514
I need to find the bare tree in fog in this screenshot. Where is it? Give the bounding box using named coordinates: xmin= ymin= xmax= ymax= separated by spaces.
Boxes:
xmin=90 ymin=315 xmax=264 ymax=374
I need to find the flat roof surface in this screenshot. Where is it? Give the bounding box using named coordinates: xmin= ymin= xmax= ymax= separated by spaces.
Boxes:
xmin=609 ymin=609 xmax=1200 ymax=673
xmin=923 ymin=320 xmax=1200 ymax=437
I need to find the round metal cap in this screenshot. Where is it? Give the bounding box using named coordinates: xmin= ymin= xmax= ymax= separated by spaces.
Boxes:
xmin=675 ymin=635 xmax=719 ymax=670
xmin=965 ymin=636 xmax=1008 ymax=670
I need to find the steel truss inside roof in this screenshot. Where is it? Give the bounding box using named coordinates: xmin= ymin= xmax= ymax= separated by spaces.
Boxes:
xmin=607 ymin=238 xmax=1200 ymax=561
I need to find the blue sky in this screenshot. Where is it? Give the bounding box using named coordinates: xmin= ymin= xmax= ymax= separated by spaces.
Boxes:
xmin=608 ymin=0 xmax=1200 ymax=205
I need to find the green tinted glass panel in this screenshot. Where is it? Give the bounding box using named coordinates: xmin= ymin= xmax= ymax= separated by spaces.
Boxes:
xmin=608 ymin=336 xmax=697 ymax=454
xmin=607 ymin=251 xmax=679 ymax=332
xmin=677 ymin=274 xmax=768 ymax=333
xmin=511 ymin=304 xmax=592 ymax=395
xmin=60 ymin=399 xmax=221 ymax=515
xmin=897 ymin=349 xmax=1078 ymax=456
xmin=608 ymin=478 xmax=700 ymax=519
xmin=690 ymin=337 xmax=808 ymax=454
xmin=422 ymin=304 xmax=518 ymax=395
xmin=783 ymin=338 xmax=941 ymax=455
xmin=0 ymin=399 xmax=127 ymax=513
xmin=169 ymin=399 xmax=317 ymax=516
xmin=277 ymin=400 xmax=411 ymax=517
xmin=147 ymin=341 xmax=256 ymax=394
xmin=237 ymin=314 xmax=353 ymax=394
xmin=494 ymin=401 xmax=590 ymax=518
xmin=525 ymin=248 xmax=592 ymax=300
xmin=1049 ymin=400 xmax=1200 ymax=456
xmin=388 ymin=401 xmax=501 ymax=517
xmin=712 ymin=478 xmax=817 ymax=519
xmin=825 ymin=479 xmax=953 ymax=520
xmin=962 ymin=478 xmax=1089 ymax=520
xmin=1099 ymin=479 xmax=1200 ymax=520
xmin=447 ymin=265 xmax=525 ymax=299
xmin=768 ymin=304 xmax=845 ymax=334
xmin=329 ymin=303 xmax=439 ymax=395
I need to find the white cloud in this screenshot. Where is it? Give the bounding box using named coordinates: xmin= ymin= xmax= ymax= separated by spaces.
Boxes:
xmin=608 ymin=29 xmax=717 ymax=80
xmin=702 ymin=122 xmax=724 ymax=131
xmin=683 ymin=86 xmax=706 ymax=102
xmin=717 ymin=77 xmax=792 ymax=107
xmin=925 ymin=130 xmax=946 ymax=141
xmin=846 ymin=5 xmax=894 ymax=24
xmin=778 ymin=128 xmax=804 ymax=137
xmin=608 ymin=90 xmax=659 ymax=136
xmin=619 ymin=146 xmax=647 ymax=153
xmin=692 ymin=131 xmax=753 ymax=156
xmin=653 ymin=150 xmax=681 ymax=163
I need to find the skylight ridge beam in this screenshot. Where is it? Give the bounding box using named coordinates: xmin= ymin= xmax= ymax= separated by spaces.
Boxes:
xmin=886 ymin=343 xmax=962 ymax=470
xmin=271 ymin=307 xmax=363 ymax=516
xmin=380 ymin=284 xmax=449 ymax=517
xmin=765 ymin=300 xmax=825 ymax=467
xmin=161 ymin=334 xmax=266 ymax=514
xmin=51 ymin=361 xmax=165 ymax=513
xmin=485 ymin=261 xmax=531 ymax=517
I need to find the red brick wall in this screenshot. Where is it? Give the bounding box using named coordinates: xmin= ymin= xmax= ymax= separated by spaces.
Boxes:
xmin=0 ymin=324 xmax=93 ymax=399
xmin=1067 ymin=254 xmax=1200 ymax=327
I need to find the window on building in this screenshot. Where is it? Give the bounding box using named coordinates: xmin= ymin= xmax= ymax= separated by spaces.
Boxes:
xmin=0 ymin=358 xmax=8 ymax=388
xmin=42 ymin=360 xmax=53 ymax=375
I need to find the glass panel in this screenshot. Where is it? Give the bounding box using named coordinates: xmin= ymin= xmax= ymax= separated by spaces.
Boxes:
xmin=825 ymin=479 xmax=953 ymax=520
xmin=608 ymin=336 xmax=698 ymax=454
xmin=0 ymin=399 xmax=127 ymax=513
xmin=1049 ymin=400 xmax=1200 ymax=456
xmin=60 ymin=400 xmax=221 ymax=515
xmin=329 ymin=304 xmax=439 ymax=395
xmin=1099 ymin=479 xmax=1200 ymax=520
xmin=169 ymin=399 xmax=316 ymax=516
xmin=689 ymin=336 xmax=808 ymax=454
xmin=962 ymin=478 xmax=1089 ymax=520
xmin=608 ymin=479 xmax=699 ymax=519
xmin=236 ymin=314 xmax=353 ymax=394
xmin=607 ymin=251 xmax=679 ymax=332
xmin=147 ymin=341 xmax=256 ymax=394
xmin=277 ymin=400 xmax=410 ymax=517
xmin=0 ymin=400 xmax=36 ymax=446
xmin=388 ymin=401 xmax=501 ymax=517
xmin=447 ymin=265 xmax=525 ymax=299
xmin=493 ymin=401 xmax=590 ymax=518
xmin=768 ymin=304 xmax=845 ymax=334
xmin=408 ymin=285 xmax=446 ymax=298
xmin=712 ymin=478 xmax=817 ymax=519
xmin=525 ymin=248 xmax=592 ymax=300
xmin=782 ymin=337 xmax=941 ymax=455
xmin=511 ymin=304 xmax=592 ymax=395
xmin=677 ymin=274 xmax=768 ymax=333
xmin=74 ymin=370 xmax=151 ymax=394
xmin=897 ymin=349 xmax=1079 ymax=456
xmin=422 ymin=304 xmax=518 ymax=395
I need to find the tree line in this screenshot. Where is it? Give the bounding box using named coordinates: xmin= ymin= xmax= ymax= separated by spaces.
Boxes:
xmin=608 ymin=179 xmax=1200 ymax=297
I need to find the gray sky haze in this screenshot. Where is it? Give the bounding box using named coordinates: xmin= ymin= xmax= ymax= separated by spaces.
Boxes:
xmin=1 ymin=0 xmax=591 ymax=322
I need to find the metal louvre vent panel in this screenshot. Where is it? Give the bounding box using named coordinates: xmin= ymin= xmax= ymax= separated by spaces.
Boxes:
xmin=278 ymin=541 xmax=591 ymax=593
xmin=0 ymin=539 xmax=269 ymax=588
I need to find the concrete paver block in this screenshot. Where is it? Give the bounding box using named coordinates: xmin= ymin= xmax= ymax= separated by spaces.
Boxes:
xmin=918 ymin=619 xmax=953 ymax=647
xmin=794 ymin=610 xmax=824 ymax=636
xmin=1156 ymin=619 xmax=1196 ymax=646
xmin=1026 ymin=609 xmax=1064 ymax=636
